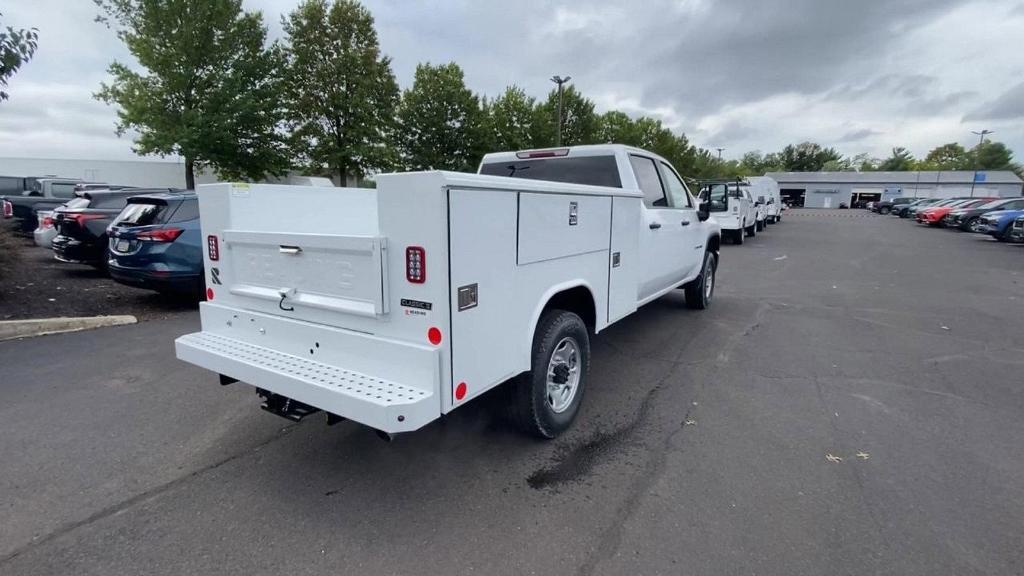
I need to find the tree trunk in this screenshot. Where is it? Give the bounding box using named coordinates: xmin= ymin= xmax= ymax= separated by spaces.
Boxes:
xmin=337 ymin=165 xmax=347 ymax=187
xmin=185 ymin=157 xmax=196 ymax=190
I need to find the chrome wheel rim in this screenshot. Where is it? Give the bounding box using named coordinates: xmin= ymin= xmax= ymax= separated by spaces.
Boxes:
xmin=546 ymin=337 xmax=581 ymax=413
xmin=704 ymin=258 xmax=715 ymax=300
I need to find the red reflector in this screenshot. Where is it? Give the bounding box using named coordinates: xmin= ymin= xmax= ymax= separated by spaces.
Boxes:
xmin=406 ymin=246 xmax=425 ymax=283
xmin=427 ymin=327 xmax=442 ymax=345
xmin=206 ymin=287 xmax=214 ymax=301
xmin=42 ymin=216 xmax=53 ymax=228
xmin=516 ymin=148 xmax=569 ymax=159
xmin=137 ymin=227 xmax=184 ymax=242
xmin=2 ymin=200 xmax=11 ymax=218
xmin=455 ymin=382 xmax=467 ymax=400
xmin=207 ymin=235 xmax=219 ymax=261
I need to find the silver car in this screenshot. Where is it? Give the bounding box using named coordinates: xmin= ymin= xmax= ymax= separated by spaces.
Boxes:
xmin=32 ymin=210 xmax=57 ymax=248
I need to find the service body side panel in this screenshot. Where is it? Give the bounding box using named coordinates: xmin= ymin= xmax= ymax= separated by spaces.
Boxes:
xmin=608 ymin=196 xmax=640 ymax=323
xmin=448 ymin=186 xmax=615 ymax=405
xmin=447 ymin=188 xmax=520 ymax=405
xmin=517 ymin=193 xmax=610 ymax=265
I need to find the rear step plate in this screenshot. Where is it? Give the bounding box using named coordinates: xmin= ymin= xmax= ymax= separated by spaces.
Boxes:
xmin=176 ymin=331 xmax=436 ymax=433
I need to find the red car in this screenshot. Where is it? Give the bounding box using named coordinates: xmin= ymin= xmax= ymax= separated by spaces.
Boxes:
xmin=917 ymin=198 xmax=992 ymax=226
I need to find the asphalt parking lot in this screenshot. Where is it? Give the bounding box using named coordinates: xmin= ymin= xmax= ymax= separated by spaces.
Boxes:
xmin=2 ymin=210 xmax=1023 ymax=576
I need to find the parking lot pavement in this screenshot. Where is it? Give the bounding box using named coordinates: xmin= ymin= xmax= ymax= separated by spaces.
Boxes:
xmin=2 ymin=211 xmax=1023 ymax=576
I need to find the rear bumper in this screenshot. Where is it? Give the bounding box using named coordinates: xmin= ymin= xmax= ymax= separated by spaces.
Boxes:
xmin=109 ymin=262 xmax=202 ymax=294
xmin=52 ymin=236 xmax=104 ymax=264
xmin=175 ymin=303 xmax=441 ymax=433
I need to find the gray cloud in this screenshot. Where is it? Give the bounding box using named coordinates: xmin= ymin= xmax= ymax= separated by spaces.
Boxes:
xmin=1 ymin=0 xmax=1022 ymax=163
xmin=837 ymin=129 xmax=882 ymax=143
xmin=964 ymin=82 xmax=1024 ymax=121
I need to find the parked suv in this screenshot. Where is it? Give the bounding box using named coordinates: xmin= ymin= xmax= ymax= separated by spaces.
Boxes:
xmin=875 ymin=197 xmax=917 ymax=215
xmin=51 ymin=189 xmax=166 ymax=267
xmin=1009 ymin=215 xmax=1024 ymax=243
xmin=977 ymin=207 xmax=1024 ymax=241
xmin=107 ymin=191 xmax=204 ymax=298
xmin=946 ymin=197 xmax=1024 ymax=232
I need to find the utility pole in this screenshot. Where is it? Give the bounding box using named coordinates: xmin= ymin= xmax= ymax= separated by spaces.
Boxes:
xmin=551 ymin=75 xmax=572 ymax=147
xmin=716 ymin=147 xmax=725 ymax=161
xmin=970 ymin=129 xmax=993 ymax=197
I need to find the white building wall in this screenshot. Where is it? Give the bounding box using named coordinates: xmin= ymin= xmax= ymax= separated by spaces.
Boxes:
xmin=0 ymin=157 xmax=219 ymax=188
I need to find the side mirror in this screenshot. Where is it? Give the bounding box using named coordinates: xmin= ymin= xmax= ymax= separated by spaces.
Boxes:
xmin=698 ymin=201 xmax=711 ymax=221
xmin=755 ymin=200 xmax=763 ymax=206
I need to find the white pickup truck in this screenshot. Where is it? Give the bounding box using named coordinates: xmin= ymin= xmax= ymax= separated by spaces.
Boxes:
xmin=175 ymin=145 xmax=720 ymax=438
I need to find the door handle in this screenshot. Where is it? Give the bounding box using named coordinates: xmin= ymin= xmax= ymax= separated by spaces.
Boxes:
xmin=680 ymin=220 xmax=691 ymax=226
xmin=279 ymin=245 xmax=302 ymax=255
xmin=649 ymin=222 xmax=662 ymax=230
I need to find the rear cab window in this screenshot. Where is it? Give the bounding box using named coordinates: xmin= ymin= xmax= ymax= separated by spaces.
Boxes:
xmin=479 ymin=155 xmax=622 ymax=188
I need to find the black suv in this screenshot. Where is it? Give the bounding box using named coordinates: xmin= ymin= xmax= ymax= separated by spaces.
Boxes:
xmin=874 ymin=197 xmax=917 ymax=215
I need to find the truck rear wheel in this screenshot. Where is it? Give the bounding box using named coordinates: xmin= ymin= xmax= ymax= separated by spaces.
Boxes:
xmin=509 ymin=310 xmax=590 ymax=439
xmin=732 ymin=228 xmax=744 ymax=245
xmin=684 ymin=250 xmax=717 ymax=310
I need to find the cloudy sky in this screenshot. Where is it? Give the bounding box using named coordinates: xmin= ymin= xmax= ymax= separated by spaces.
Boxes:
xmin=2 ymin=0 xmax=1022 ymax=163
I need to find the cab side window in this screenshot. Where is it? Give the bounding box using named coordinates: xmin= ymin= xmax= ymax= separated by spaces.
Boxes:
xmin=629 ymin=155 xmax=667 ymax=208
xmin=659 ymin=163 xmax=693 ymax=208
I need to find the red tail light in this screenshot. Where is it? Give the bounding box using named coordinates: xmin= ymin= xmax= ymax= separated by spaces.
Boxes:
xmin=516 ymin=148 xmax=569 ymax=159
xmin=207 ymin=235 xmax=219 ymax=261
xmin=70 ymin=213 xmax=104 ymax=227
xmin=136 ymin=227 xmax=183 ymax=242
xmin=3 ymin=200 xmax=12 ymax=218
xmin=406 ymin=246 xmax=425 ymax=283
xmin=41 ymin=215 xmax=54 ymax=228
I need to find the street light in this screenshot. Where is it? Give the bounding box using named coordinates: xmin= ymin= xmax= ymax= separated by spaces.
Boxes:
xmin=551 ymin=75 xmax=572 ymax=147
xmin=969 ymin=129 xmax=994 ymax=197
xmin=715 ymin=147 xmax=725 ymax=161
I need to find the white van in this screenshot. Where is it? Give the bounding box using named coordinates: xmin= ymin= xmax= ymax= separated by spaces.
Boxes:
xmin=749 ymin=176 xmax=782 ymax=224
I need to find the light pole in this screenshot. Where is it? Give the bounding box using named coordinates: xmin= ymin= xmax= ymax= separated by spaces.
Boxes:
xmin=969 ymin=129 xmax=993 ymax=197
xmin=551 ymin=75 xmax=572 ymax=147
xmin=716 ymin=147 xmax=725 ymax=161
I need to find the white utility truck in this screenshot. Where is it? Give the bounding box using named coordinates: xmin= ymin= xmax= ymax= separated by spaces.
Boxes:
xmin=749 ymin=176 xmax=783 ymax=224
xmin=701 ymin=179 xmax=757 ymax=244
xmin=175 ymin=145 xmax=720 ymax=439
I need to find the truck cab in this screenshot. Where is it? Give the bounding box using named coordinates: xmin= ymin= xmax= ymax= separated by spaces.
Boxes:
xmin=749 ymin=176 xmax=782 ymax=224
xmin=176 ymin=145 xmax=720 ymax=439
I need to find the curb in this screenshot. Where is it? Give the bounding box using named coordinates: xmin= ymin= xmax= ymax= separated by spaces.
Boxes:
xmin=0 ymin=315 xmax=138 ymax=342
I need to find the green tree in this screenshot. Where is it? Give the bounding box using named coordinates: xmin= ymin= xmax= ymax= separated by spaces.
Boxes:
xmin=486 ymin=85 xmax=536 ymax=152
xmin=95 ymin=0 xmax=288 ymax=189
xmin=878 ymin=147 xmax=916 ymax=171
xmin=779 ymin=141 xmax=841 ymax=172
xmin=595 ymin=110 xmax=639 ymax=144
xmin=921 ymin=142 xmax=969 ymax=170
xmin=852 ymin=153 xmax=879 ymax=172
xmin=970 ymin=141 xmax=1015 ymax=170
xmin=281 ymin=0 xmax=399 ymax=184
xmin=740 ymin=151 xmax=785 ymax=174
xmin=533 ymin=85 xmax=597 ymax=147
xmin=0 ymin=12 xmax=38 ymax=101
xmin=397 ymin=62 xmax=484 ymax=171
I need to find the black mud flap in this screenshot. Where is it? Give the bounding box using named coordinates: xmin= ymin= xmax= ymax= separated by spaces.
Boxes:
xmin=256 ymin=388 xmax=320 ymax=422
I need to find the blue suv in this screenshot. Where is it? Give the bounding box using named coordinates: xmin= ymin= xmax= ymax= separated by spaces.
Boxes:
xmin=107 ymin=191 xmax=205 ymax=298
xmin=976 ymin=208 xmax=1024 ymax=241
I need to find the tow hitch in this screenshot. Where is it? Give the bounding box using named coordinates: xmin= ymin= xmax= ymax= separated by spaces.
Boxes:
xmin=257 ymin=388 xmax=320 ymax=422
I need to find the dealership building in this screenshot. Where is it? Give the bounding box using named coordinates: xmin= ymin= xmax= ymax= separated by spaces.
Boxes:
xmin=765 ymin=170 xmax=1024 ymax=208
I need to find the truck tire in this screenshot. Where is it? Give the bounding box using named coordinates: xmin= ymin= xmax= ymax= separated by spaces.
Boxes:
xmin=509 ymin=310 xmax=590 ymax=439
xmin=732 ymin=228 xmax=744 ymax=245
xmin=684 ymin=250 xmax=717 ymax=310
xmin=880 ymin=207 xmax=891 ymax=215
xmin=756 ymin=219 xmax=764 ymax=232
xmin=746 ymin=221 xmax=756 ymax=238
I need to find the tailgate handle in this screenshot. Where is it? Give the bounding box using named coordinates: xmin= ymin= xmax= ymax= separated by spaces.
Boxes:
xmin=278 ymin=245 xmax=302 ymax=255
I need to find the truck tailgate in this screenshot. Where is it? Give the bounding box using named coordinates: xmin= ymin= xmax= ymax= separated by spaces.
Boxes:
xmin=224 ymin=230 xmax=388 ymax=318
